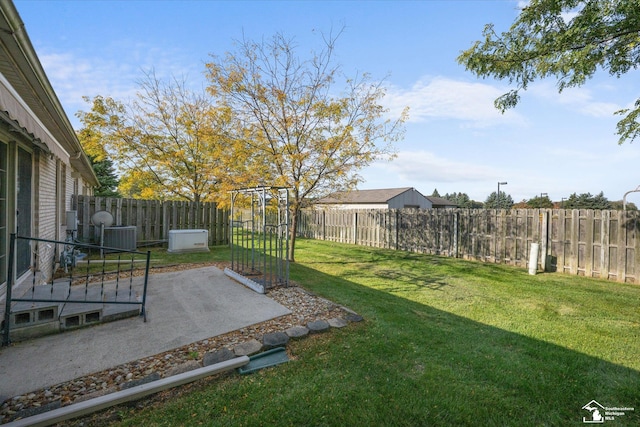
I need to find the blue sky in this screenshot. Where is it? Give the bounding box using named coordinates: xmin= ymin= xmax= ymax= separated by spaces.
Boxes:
xmin=14 ymin=0 xmax=640 ymax=204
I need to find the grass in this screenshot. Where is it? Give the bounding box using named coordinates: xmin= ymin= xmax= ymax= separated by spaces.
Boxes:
xmin=112 ymin=239 xmax=639 ymax=426
xmin=64 ymin=245 xmax=230 ymax=277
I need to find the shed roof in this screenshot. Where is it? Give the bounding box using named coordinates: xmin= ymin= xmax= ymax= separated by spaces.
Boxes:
xmin=426 ymin=196 xmax=458 ymax=207
xmin=316 ymin=187 xmax=417 ymax=204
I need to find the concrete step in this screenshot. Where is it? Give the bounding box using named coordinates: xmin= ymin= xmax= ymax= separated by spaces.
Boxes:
xmin=2 ymin=280 xmax=144 ymax=341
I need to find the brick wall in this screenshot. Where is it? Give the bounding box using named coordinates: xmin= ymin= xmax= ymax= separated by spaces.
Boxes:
xmin=35 ymin=154 xmax=57 ymax=281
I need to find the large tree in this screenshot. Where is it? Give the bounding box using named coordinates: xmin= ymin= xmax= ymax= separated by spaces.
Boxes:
xmin=206 ymin=32 xmax=407 ymax=261
xmin=77 ymin=71 xmax=232 ymax=202
xmin=77 ymin=120 xmax=121 ymax=198
xmin=458 ymin=0 xmax=640 ymax=144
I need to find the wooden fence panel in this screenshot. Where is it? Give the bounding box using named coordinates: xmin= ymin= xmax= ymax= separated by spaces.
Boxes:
xmin=616 ymin=210 xmax=639 ymax=283
xmin=545 ymin=209 xmax=640 ymax=282
xmin=73 ymin=196 xmax=228 ymax=246
xmin=298 ymin=208 xmax=640 ymax=284
xmin=458 ymin=209 xmax=492 ymax=262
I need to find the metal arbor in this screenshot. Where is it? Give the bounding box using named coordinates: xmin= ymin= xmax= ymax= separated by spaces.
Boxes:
xmin=229 ymin=187 xmax=290 ymax=291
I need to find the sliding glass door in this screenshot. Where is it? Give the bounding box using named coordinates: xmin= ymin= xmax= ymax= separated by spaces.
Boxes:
xmin=16 ymin=147 xmax=31 ymax=277
xmin=0 ymin=142 xmax=6 ymax=285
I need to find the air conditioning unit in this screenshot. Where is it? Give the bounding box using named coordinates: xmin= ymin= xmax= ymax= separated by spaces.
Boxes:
xmin=168 ymin=229 xmax=209 ymax=253
xmin=103 ymin=226 xmax=137 ymax=251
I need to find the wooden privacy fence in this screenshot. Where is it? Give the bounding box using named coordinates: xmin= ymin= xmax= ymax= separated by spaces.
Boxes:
xmin=297 ymin=208 xmax=640 ymax=283
xmin=72 ymin=196 xmax=229 ymax=246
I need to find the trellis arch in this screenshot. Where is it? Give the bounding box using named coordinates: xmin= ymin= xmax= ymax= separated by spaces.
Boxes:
xmin=226 ymin=186 xmax=290 ymax=293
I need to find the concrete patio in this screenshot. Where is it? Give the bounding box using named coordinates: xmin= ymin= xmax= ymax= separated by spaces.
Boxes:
xmin=0 ymin=266 xmax=291 ymax=398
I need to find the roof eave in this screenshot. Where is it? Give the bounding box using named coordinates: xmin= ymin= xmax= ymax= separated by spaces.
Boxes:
xmin=0 ymin=2 xmax=98 ymax=186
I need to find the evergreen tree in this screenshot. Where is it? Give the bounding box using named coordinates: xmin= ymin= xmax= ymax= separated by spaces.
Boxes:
xmin=89 ymin=155 xmax=121 ymax=198
xmin=527 ymin=195 xmax=553 ymax=208
xmin=443 ymin=192 xmax=483 ymax=208
xmin=563 ymin=192 xmax=611 ymax=210
xmin=484 ymin=191 xmax=514 ymax=209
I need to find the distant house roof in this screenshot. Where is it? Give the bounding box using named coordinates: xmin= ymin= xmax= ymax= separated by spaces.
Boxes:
xmin=316 ymin=187 xmax=417 ymax=204
xmin=426 ymin=196 xmax=458 ymax=208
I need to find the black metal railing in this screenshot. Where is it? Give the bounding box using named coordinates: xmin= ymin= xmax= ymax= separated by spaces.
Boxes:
xmin=229 ymin=187 xmax=290 ymax=292
xmin=230 ymin=220 xmax=289 ymax=290
xmin=2 ymin=234 xmax=150 ymax=346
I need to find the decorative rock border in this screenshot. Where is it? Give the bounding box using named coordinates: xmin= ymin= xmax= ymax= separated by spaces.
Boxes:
xmin=0 ymin=286 xmax=363 ymax=424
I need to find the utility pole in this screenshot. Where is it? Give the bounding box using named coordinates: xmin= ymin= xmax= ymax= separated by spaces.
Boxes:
xmin=540 ymin=193 xmax=548 ymax=208
xmin=497 ymin=181 xmax=507 ymax=209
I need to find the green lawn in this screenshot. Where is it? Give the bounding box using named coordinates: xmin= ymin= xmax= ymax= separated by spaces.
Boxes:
xmin=115 ymin=238 xmax=640 ymax=426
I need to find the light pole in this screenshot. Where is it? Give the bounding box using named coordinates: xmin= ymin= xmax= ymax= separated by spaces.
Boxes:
xmin=497 ymin=182 xmax=507 ymax=209
xmin=540 ymin=193 xmax=548 ymax=207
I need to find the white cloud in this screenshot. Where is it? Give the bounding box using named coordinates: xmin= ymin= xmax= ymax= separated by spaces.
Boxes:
xmin=544 ymin=147 xmax=601 ymax=163
xmin=37 ymin=42 xmax=204 ymax=126
xmin=374 ymin=150 xmax=498 ymax=183
xmin=40 ymin=52 xmax=139 ymax=105
xmin=529 ymin=82 xmax=622 ymax=118
xmin=384 ymin=76 xmax=527 ymax=127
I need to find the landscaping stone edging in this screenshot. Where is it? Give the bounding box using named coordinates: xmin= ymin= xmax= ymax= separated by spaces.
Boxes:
xmin=177 ymin=314 xmax=363 ymax=376
xmin=1 ymin=285 xmax=364 ymax=424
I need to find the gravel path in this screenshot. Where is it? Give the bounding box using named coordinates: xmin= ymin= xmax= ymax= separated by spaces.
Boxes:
xmin=0 ymin=263 xmax=358 ymax=424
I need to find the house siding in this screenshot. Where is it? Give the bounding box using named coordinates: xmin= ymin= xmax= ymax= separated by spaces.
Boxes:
xmin=37 ymin=154 xmax=58 ymax=281
xmin=316 ymin=188 xmax=433 ymax=210
xmin=0 ymin=1 xmax=97 ymax=288
xmin=388 ymin=190 xmax=432 ymax=209
xmin=22 ymin=144 xmax=80 ymax=282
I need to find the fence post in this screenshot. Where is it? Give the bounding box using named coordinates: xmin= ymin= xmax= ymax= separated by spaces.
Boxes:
xmin=394 ymin=209 xmax=398 ymax=250
xmin=540 ymin=209 xmax=549 ymax=271
xmin=634 ymin=211 xmax=640 ymax=283
xmin=322 ymin=210 xmax=326 ymax=241
xmin=569 ymin=209 xmax=579 ymax=275
xmin=353 ymin=211 xmax=358 ymax=245
xmin=82 ymin=196 xmax=91 ymax=241
xmin=454 ymin=211 xmax=459 ymax=258
xmin=615 ymin=210 xmax=626 ymax=282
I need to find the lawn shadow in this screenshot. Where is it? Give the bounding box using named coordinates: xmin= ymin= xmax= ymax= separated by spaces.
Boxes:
xmin=288 ymin=261 xmax=640 ymax=426
xmin=373 ymin=268 xmax=450 ymax=291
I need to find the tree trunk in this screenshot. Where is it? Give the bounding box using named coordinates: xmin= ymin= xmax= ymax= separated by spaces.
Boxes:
xmin=288 ymin=205 xmax=299 ymax=262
